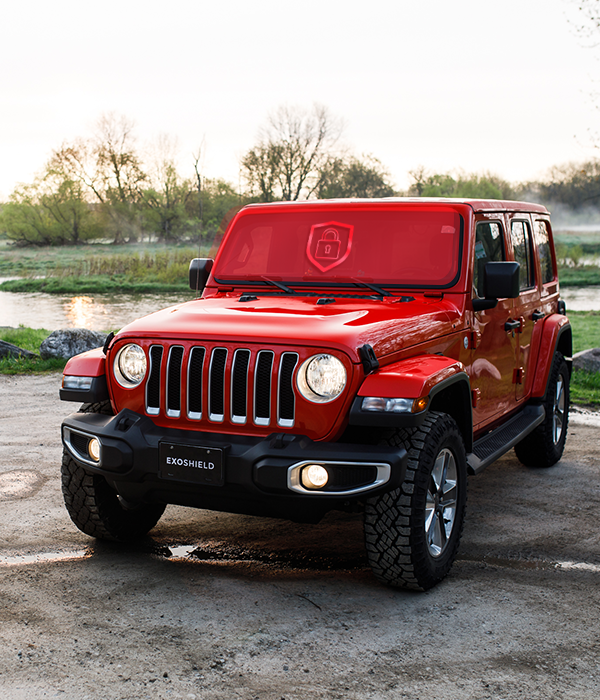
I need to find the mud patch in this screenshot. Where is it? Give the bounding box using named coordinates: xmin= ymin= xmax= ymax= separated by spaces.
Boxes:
xmin=0 ymin=469 xmax=46 ymax=500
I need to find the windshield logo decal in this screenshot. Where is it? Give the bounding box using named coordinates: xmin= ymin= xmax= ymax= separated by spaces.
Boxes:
xmin=307 ymin=222 xmax=353 ymax=272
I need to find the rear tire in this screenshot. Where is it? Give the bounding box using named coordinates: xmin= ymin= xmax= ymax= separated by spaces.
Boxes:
xmin=61 ymin=401 xmax=165 ymax=541
xmin=514 ymin=352 xmax=569 ymax=468
xmin=364 ymin=412 xmax=467 ymax=591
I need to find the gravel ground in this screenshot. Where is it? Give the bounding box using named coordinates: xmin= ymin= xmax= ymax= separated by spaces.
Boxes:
xmin=1 ymin=373 xmax=600 ymax=700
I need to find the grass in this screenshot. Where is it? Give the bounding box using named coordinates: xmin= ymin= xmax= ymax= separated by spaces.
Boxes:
xmin=570 ymin=370 xmax=600 ymax=406
xmin=0 ymin=275 xmax=193 ymax=295
xmin=557 ymin=265 xmax=600 ymax=287
xmin=569 ymin=311 xmax=600 ymax=354
xmin=0 ymin=327 xmax=67 ymax=374
xmin=0 ymin=242 xmax=211 ymax=293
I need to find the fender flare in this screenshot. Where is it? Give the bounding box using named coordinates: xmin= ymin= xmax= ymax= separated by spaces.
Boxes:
xmin=60 ymin=347 xmax=108 ymax=403
xmin=530 ymin=315 xmax=572 ymax=399
xmin=350 ymin=354 xmax=473 ymax=450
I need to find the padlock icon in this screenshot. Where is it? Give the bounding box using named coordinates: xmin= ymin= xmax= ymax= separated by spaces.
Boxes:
xmin=315 ymin=228 xmax=341 ymax=260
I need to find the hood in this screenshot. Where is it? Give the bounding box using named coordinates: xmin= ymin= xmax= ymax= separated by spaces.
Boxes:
xmin=117 ymin=294 xmax=463 ymax=362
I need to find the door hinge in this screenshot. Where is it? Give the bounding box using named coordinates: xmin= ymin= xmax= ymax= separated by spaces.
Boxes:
xmin=513 ymin=367 xmax=524 ymax=384
xmin=471 ymin=388 xmax=481 ymax=408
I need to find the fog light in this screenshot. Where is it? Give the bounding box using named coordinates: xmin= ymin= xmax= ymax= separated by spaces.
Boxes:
xmin=88 ymin=438 xmax=101 ymax=463
xmin=301 ymin=464 xmax=329 ymax=490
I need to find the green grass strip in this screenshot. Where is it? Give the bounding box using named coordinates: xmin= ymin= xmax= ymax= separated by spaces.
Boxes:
xmin=0 ymin=275 xmax=192 ymax=295
xmin=570 ymin=370 xmax=600 ymax=406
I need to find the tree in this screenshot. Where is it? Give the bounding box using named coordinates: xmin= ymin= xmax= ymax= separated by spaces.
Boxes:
xmin=408 ymin=169 xmax=515 ymax=199
xmin=317 ymin=155 xmax=396 ymax=199
xmin=138 ymin=135 xmax=194 ymax=242
xmin=50 ymin=113 xmax=147 ymax=242
xmin=531 ymin=160 xmax=600 ymax=207
xmin=241 ymin=104 xmax=343 ymax=201
xmin=0 ymin=166 xmax=102 ymax=246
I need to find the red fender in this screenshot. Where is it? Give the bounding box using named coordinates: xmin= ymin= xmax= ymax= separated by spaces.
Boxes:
xmin=530 ymin=314 xmax=572 ymax=398
xmin=358 ymin=354 xmax=466 ymax=398
xmin=63 ymin=347 xmax=106 ymax=378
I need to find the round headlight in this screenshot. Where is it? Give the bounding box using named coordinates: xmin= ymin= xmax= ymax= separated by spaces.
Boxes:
xmin=297 ymin=354 xmax=347 ymax=403
xmin=114 ymin=344 xmax=147 ymax=387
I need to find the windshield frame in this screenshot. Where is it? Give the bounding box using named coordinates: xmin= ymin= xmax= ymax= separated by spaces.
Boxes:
xmin=211 ymin=203 xmax=465 ymax=291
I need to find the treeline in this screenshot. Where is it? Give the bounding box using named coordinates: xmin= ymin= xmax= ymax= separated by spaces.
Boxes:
xmin=2 ymin=107 xmax=600 ymax=248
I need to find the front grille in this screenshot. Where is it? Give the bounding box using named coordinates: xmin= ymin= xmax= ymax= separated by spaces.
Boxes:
xmin=145 ymin=344 xmax=299 ymax=429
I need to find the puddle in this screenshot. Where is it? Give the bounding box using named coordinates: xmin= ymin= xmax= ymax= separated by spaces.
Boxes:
xmin=2 ymin=542 xmax=599 ymax=577
xmin=0 ymin=470 xmax=46 ymax=501
xmin=457 ymin=554 xmax=600 ymax=574
xmin=570 ymin=406 xmax=600 ymax=428
xmin=168 ymin=542 xmax=368 ymax=571
xmin=0 ymin=549 xmax=92 ymax=566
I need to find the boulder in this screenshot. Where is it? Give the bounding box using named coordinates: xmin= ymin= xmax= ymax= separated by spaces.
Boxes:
xmin=573 ymin=348 xmax=600 ymax=373
xmin=0 ymin=339 xmax=38 ymax=360
xmin=39 ymin=328 xmax=108 ymax=360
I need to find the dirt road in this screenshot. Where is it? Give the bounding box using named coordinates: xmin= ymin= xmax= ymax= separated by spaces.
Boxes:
xmin=1 ymin=374 xmax=600 ymax=699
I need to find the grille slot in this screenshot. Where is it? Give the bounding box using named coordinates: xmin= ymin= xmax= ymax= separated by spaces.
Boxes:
xmin=146 ymin=345 xmax=163 ymax=415
xmin=231 ymin=349 xmax=251 ymax=424
xmin=209 ymin=348 xmax=228 ymax=422
xmin=187 ymin=347 xmax=205 ymax=419
xmin=278 ymin=352 xmax=298 ymax=427
xmin=166 ymin=346 xmax=184 ymax=417
xmin=254 ymin=350 xmax=274 ymax=426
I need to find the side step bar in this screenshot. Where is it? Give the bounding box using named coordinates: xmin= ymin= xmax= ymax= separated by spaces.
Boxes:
xmin=467 ymin=405 xmax=545 ymax=475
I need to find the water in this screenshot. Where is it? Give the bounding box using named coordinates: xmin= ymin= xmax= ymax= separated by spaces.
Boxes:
xmin=560 ymin=286 xmax=600 ymax=312
xmin=0 ymin=283 xmax=598 ymax=331
xmin=0 ymin=286 xmax=193 ymax=331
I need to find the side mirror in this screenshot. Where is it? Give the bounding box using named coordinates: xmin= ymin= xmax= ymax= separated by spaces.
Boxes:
xmin=189 ymin=258 xmax=214 ymax=292
xmin=472 ymin=261 xmax=520 ymax=311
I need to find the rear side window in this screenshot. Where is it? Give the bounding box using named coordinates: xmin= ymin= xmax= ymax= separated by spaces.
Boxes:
xmin=534 ymin=220 xmax=555 ymax=284
xmin=473 ymin=221 xmax=504 ymax=297
xmin=511 ymin=220 xmax=535 ymax=290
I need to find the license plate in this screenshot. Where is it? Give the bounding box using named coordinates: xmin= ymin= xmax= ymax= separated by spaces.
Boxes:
xmin=158 ymin=442 xmax=224 ymax=486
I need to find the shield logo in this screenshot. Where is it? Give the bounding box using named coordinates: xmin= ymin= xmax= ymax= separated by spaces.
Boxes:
xmin=306 ymin=221 xmax=354 ymax=273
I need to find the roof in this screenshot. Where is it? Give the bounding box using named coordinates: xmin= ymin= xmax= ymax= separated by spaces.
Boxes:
xmin=243 ymin=197 xmax=550 ymax=215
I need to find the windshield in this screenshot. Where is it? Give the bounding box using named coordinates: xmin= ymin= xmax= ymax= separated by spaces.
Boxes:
xmin=214 ymin=207 xmax=463 ymax=288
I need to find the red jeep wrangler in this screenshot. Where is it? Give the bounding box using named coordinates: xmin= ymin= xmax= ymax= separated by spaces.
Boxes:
xmin=59 ymin=199 xmax=571 ymax=590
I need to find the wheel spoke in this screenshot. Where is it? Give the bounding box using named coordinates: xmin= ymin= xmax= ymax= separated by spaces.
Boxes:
xmin=431 ymin=452 xmax=446 ymax=493
xmin=553 ymin=376 xmax=565 ymax=445
xmin=427 ymin=512 xmax=445 ymax=557
xmin=425 ymin=448 xmax=458 ymax=558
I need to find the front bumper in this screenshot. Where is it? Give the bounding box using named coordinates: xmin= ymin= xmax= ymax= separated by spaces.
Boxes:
xmin=61 ymin=409 xmax=407 ymax=523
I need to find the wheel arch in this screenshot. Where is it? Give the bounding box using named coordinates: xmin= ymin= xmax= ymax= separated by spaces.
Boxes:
xmin=530 ymin=315 xmax=572 ymax=399
xmin=428 ymin=376 xmax=473 ymax=453
xmin=351 ymin=354 xmax=473 ymax=452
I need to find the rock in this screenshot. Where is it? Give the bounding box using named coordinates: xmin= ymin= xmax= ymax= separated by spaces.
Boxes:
xmin=39 ymin=328 xmax=107 ymax=360
xmin=573 ymin=348 xmax=600 ymax=373
xmin=0 ymin=339 xmax=38 ymax=360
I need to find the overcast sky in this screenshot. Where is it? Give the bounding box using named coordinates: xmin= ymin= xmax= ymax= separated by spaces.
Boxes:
xmin=0 ymin=0 xmax=598 ymax=200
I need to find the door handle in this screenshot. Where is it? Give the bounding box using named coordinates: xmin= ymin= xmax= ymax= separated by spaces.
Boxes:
xmin=532 ymin=310 xmax=545 ymax=322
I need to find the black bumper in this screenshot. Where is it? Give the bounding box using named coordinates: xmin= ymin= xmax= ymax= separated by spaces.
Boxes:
xmin=61 ymin=409 xmax=407 ymax=523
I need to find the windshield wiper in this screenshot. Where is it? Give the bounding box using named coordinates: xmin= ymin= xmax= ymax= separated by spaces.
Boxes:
xmin=351 ymin=279 xmax=389 ymax=297
xmin=260 ymin=277 xmax=298 ymax=295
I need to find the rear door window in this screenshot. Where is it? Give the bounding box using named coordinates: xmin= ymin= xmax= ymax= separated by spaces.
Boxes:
xmin=533 ymin=220 xmax=555 ymax=284
xmin=511 ymin=220 xmax=535 ymax=290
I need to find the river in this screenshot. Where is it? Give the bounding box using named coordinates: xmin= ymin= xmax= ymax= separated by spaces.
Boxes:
xmin=0 ymin=284 xmax=598 ymax=331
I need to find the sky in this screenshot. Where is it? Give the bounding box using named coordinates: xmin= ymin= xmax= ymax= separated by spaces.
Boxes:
xmin=0 ymin=0 xmax=599 ymax=200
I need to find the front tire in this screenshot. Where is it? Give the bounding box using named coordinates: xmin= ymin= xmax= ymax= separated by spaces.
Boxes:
xmin=61 ymin=401 xmax=166 ymax=541
xmin=514 ymin=352 xmax=569 ymax=468
xmin=364 ymin=412 xmax=468 ymax=591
